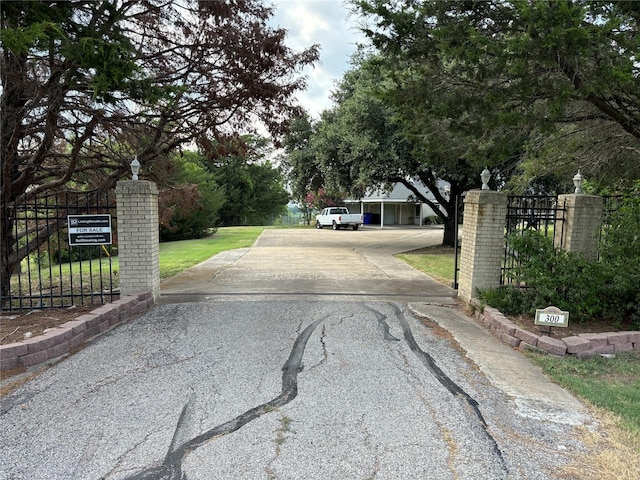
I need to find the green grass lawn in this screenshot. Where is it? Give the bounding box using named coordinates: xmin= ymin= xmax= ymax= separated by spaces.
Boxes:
xmin=526 ymin=351 xmax=640 ymax=477
xmin=527 ymin=352 xmax=640 ymax=435
xmin=159 ymin=226 xmax=265 ymax=278
xmin=12 ymin=256 xmax=118 ymax=300
xmin=395 ymin=245 xmax=456 ymax=285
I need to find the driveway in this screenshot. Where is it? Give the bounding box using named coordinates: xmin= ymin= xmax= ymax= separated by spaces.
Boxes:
xmin=0 ymin=227 xmax=589 ymax=480
xmin=159 ymin=226 xmax=454 ymax=302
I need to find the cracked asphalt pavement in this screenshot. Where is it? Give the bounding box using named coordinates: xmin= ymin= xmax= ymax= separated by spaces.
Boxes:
xmin=0 ymin=228 xmax=590 ymax=479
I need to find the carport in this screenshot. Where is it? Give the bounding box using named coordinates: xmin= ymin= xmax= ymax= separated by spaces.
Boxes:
xmin=344 ymin=181 xmax=443 ymax=228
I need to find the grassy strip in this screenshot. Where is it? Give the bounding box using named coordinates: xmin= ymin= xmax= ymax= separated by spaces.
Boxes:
xmin=394 ymin=245 xmax=456 ymax=285
xmin=159 ymin=226 xmax=265 ymax=278
xmin=529 ymin=351 xmax=640 ymax=479
xmin=10 ymin=257 xmax=118 ymax=305
xmin=560 ymin=408 xmax=640 ymax=480
xmin=527 ymin=352 xmax=640 ymax=435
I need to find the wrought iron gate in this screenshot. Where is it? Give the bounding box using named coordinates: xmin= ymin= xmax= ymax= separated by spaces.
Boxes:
xmin=1 ymin=190 xmax=118 ymax=311
xmin=502 ymin=195 xmax=565 ymax=285
xmin=452 ymin=194 xmax=566 ymax=289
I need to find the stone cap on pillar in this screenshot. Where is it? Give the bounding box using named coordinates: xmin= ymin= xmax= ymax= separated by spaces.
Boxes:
xmin=463 ymin=189 xmax=507 ymax=205
xmin=116 ymin=180 xmax=158 ymax=195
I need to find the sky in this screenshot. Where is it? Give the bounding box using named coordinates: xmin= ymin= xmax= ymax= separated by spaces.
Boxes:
xmin=269 ymin=0 xmax=368 ymax=118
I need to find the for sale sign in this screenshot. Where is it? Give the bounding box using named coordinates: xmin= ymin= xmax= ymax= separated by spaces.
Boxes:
xmin=68 ymin=215 xmax=112 ymax=246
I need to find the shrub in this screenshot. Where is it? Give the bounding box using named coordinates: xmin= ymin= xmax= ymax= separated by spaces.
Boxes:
xmin=423 ymin=215 xmax=443 ymax=225
xmin=478 ymin=285 xmax=528 ymax=316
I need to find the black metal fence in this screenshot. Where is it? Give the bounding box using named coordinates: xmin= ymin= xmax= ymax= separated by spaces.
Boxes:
xmin=452 ymin=194 xmax=566 ymax=289
xmin=599 ymin=195 xmax=625 ymax=259
xmin=501 ymin=195 xmax=565 ymax=285
xmin=1 ymin=190 xmax=118 ymax=311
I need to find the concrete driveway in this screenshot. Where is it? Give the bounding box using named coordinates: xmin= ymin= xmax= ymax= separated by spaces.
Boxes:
xmin=159 ymin=226 xmax=454 ymax=302
xmin=0 ymin=227 xmax=589 ymax=480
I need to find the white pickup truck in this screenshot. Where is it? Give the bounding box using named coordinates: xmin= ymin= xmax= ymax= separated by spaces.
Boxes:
xmin=315 ymin=207 xmax=363 ymax=230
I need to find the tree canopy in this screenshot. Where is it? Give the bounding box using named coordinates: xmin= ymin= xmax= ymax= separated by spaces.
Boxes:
xmin=199 ymin=135 xmax=290 ymax=227
xmin=156 ymin=151 xmax=226 ymax=242
xmin=1 ymin=0 xmax=318 ymax=199
xmin=280 ymin=1 xmax=640 ymax=248
xmin=280 ymin=113 xmax=325 ymax=201
xmin=355 ymin=0 xmax=640 ymax=188
xmin=283 ymin=55 xmax=481 ymax=246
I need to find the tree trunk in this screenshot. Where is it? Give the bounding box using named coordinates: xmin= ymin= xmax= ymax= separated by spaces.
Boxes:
xmin=0 ymin=214 xmax=17 ymax=307
xmin=440 ymin=190 xmax=466 ymax=248
xmin=442 ymin=215 xmax=457 ymax=247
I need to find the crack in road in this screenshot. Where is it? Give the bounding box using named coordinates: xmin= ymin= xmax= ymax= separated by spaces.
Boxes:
xmin=388 ymin=303 xmax=508 ymax=474
xmin=120 ymin=316 xmax=328 ymax=480
xmin=365 ymin=304 xmax=401 ymax=342
xmin=307 ymin=323 xmax=328 ymax=371
xmin=118 ymin=304 xmax=507 ymax=479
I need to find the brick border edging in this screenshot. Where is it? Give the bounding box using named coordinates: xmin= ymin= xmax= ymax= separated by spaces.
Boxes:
xmin=0 ymin=292 xmax=154 ymax=371
xmin=470 ymin=301 xmax=640 ymax=357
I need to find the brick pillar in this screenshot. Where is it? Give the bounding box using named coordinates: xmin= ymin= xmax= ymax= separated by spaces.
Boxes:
xmin=554 ymin=194 xmax=603 ymax=261
xmin=458 ymin=190 xmax=508 ymax=303
xmin=116 ymin=181 xmax=160 ymax=300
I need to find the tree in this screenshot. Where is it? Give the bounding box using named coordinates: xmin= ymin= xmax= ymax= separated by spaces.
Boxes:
xmin=200 ymin=135 xmax=290 ymax=226
xmin=301 ymin=56 xmax=486 ymax=246
xmin=280 ymin=113 xmax=326 ymax=201
xmin=156 ymin=152 xmax=226 ymax=241
xmin=355 ymin=0 xmax=640 ymax=186
xmin=510 ymin=115 xmax=640 ymax=193
xmin=280 ymin=113 xmax=350 ymax=225
xmin=1 ymin=0 xmax=319 ymax=301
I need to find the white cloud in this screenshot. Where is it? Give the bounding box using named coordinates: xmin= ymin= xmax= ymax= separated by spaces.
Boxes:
xmin=270 ymin=0 xmax=367 ymax=118
xmin=282 ymin=3 xmax=331 ymax=44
